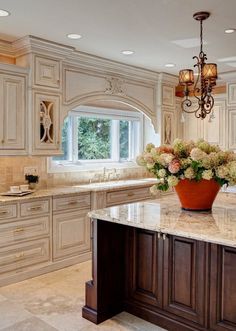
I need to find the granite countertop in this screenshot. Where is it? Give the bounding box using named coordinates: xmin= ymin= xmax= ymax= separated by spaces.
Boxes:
xmin=88 ymin=192 xmax=236 ymax=248
xmin=0 ymin=178 xmax=157 ymax=203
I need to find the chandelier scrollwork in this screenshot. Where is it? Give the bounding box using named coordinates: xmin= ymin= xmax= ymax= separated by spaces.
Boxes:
xmin=179 ymin=12 xmax=217 ymax=120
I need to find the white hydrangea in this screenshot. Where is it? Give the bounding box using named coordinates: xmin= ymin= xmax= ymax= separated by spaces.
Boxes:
xmin=202 ymin=169 xmax=213 ymax=180
xmin=216 ymin=165 xmax=229 ymax=179
xmin=184 ymin=167 xmax=195 ymax=179
xmin=150 ymin=185 xmax=159 ymax=196
xmin=190 ymin=148 xmax=207 ymax=161
xmin=167 ymin=175 xmax=179 ymax=187
xmin=158 ymin=169 xmax=166 ymax=178
xmin=145 ymin=143 xmax=155 ymax=153
xmin=159 ymin=153 xmax=174 ymax=166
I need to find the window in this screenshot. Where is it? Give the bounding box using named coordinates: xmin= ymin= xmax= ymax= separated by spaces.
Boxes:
xmin=51 ymin=106 xmax=143 ymax=170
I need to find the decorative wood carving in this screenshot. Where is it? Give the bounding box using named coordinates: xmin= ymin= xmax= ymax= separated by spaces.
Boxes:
xmin=105 ymin=77 xmax=125 ymax=95
xmin=40 ymin=101 xmax=54 ymax=143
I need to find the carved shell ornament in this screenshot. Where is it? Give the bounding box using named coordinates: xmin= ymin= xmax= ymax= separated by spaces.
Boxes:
xmin=40 ymin=101 xmax=54 ymax=143
xmin=105 ymin=77 xmax=125 ymax=96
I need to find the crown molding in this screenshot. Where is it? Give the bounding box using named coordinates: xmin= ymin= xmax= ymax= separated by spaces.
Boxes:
xmin=64 ymin=50 xmax=159 ymax=84
xmin=158 ymin=72 xmax=179 ymax=86
xmin=0 ymin=35 xmax=180 ymax=85
xmin=0 ymin=39 xmax=15 ymax=57
xmin=219 ymin=71 xmax=236 ymax=83
xmin=13 ymin=35 xmax=75 ymax=59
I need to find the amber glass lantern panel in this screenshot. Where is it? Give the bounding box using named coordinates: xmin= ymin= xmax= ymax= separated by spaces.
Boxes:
xmin=179 ymin=69 xmax=194 ymax=86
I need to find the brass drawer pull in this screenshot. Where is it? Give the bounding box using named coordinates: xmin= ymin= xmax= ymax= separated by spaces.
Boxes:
xmin=68 ymin=201 xmax=79 ymax=205
xmin=163 ymin=233 xmax=167 ymax=241
xmin=15 ymin=252 xmax=25 ymax=259
xmin=157 ymin=232 xmax=161 ymax=239
xmin=14 ymin=228 xmax=25 ymax=233
xmin=27 ymin=206 xmax=42 ymax=211
xmin=127 ymin=192 xmax=134 ymax=197
xmin=0 ymin=210 xmax=9 ymax=215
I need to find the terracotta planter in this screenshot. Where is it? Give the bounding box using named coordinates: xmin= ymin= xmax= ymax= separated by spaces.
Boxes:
xmin=174 ymin=179 xmax=221 ymax=211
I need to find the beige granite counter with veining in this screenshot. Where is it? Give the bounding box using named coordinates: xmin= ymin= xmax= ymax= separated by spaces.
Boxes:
xmin=88 ymin=192 xmax=236 ymax=248
xmin=0 ymin=178 xmax=157 ymax=203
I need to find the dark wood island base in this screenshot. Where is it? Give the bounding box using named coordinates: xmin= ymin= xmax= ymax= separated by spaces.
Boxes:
xmin=82 ymin=219 xmax=236 ymax=331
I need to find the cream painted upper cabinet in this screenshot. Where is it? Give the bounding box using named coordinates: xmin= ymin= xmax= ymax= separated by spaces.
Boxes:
xmin=34 ymin=55 xmax=60 ymax=89
xmin=183 ymin=98 xmax=226 ymax=149
xmin=31 ymin=91 xmax=61 ymax=155
xmin=203 ymin=100 xmax=226 ymax=149
xmin=0 ymin=66 xmax=28 ymax=155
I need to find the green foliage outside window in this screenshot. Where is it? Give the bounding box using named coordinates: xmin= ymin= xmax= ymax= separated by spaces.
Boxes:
xmin=78 ymin=118 xmax=111 ymax=160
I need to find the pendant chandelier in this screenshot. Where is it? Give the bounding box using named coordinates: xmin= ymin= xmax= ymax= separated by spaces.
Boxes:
xmin=179 ymin=12 xmax=217 ymax=119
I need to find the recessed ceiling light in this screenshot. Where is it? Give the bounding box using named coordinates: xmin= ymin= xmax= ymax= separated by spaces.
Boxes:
xmin=165 ymin=63 xmax=176 ymax=68
xmin=0 ymin=9 xmax=10 ymax=17
xmin=121 ymin=50 xmax=134 ymax=55
xmin=67 ymin=33 xmax=82 ymax=40
xmin=225 ymin=29 xmax=235 ymax=34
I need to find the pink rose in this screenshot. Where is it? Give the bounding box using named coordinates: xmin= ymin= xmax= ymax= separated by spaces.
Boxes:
xmin=168 ymin=159 xmax=180 ymax=174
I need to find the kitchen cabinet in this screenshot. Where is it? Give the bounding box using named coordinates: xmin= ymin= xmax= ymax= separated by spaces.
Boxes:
xmin=127 ymin=230 xmax=207 ymax=328
xmin=34 ymin=55 xmax=60 ymax=89
xmin=209 ymin=244 xmax=236 ymax=330
xmin=0 ymin=198 xmax=51 ymax=283
xmin=0 ymin=65 xmax=28 ymax=155
xmin=31 ymin=91 xmax=61 ymax=155
xmin=183 ymin=99 xmax=226 ymax=149
xmin=163 ymin=235 xmax=207 ymax=326
xmin=84 ymin=215 xmax=236 ymax=331
xmin=52 ymin=194 xmax=91 ymax=260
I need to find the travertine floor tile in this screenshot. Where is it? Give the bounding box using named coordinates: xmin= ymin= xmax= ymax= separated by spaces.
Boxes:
xmin=0 ymin=316 xmax=58 ymax=331
xmin=0 ymin=300 xmax=32 ymax=330
xmin=0 ymin=261 xmax=167 ymax=331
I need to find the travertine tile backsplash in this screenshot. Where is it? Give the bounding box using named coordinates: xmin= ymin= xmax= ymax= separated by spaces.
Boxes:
xmin=0 ymin=156 xmax=148 ymax=192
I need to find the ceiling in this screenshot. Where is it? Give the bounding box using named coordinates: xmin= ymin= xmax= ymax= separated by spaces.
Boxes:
xmin=0 ymin=0 xmax=236 ymax=75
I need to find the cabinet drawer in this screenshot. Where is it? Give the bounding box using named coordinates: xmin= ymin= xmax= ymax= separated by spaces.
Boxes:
xmin=0 ymin=204 xmax=17 ymax=221
xmin=53 ymin=194 xmax=91 ymax=212
xmin=0 ymin=238 xmax=50 ymax=275
xmin=53 ymin=209 xmax=91 ymax=260
xmin=20 ymin=199 xmax=50 ymax=217
xmin=106 ymin=187 xmax=152 ymax=206
xmin=0 ymin=216 xmax=50 ymax=247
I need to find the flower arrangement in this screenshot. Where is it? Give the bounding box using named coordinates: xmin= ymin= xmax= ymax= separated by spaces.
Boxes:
xmin=136 ymin=139 xmax=236 ymax=194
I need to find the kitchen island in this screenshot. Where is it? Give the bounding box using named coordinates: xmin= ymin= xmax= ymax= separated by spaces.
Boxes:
xmin=82 ymin=193 xmax=236 ymax=331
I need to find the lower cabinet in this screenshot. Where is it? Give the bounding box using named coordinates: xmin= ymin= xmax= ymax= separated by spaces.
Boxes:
xmin=53 ymin=209 xmax=91 ymax=260
xmin=126 ymin=229 xmax=209 ymax=330
xmin=163 ymin=235 xmax=207 ymax=326
xmin=126 ymin=228 xmax=236 ymax=331
xmin=52 ymin=194 xmax=91 ymax=261
xmin=209 ymin=245 xmax=236 ymax=331
xmin=127 ymin=229 xmax=163 ymax=309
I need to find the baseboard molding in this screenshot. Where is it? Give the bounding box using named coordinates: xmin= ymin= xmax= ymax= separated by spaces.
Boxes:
xmin=0 ymin=252 xmax=92 ymax=287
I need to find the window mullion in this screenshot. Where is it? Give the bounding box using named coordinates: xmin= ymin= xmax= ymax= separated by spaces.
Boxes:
xmin=72 ymin=117 xmax=78 ymax=162
xmin=111 ymin=120 xmax=119 ymax=162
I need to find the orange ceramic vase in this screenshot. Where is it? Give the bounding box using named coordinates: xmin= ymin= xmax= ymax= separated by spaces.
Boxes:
xmin=174 ymin=179 xmax=221 ymax=211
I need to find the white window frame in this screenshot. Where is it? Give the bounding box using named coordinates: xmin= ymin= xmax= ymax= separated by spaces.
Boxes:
xmin=48 ymin=106 xmax=144 ymax=173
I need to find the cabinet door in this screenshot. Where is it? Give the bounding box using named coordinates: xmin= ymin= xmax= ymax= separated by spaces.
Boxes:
xmin=32 ymin=92 xmax=61 ymax=155
xmin=126 ymin=228 xmax=163 ymax=308
xmin=203 ymin=100 xmax=226 ymax=149
xmin=34 ymin=55 xmax=60 ymax=89
xmin=209 ymin=244 xmax=236 ymax=331
xmin=53 ymin=209 xmax=91 ymax=260
xmin=163 ymin=235 xmax=207 ymax=326
xmin=183 ymin=110 xmax=203 ymax=141
xmin=0 ymin=74 xmax=26 ymax=153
